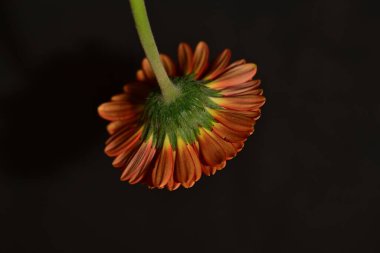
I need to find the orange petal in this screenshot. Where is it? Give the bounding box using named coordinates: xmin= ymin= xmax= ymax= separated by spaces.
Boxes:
xmin=160 ymin=54 xmax=176 ymax=77
xmin=98 ymin=101 xmax=143 ymax=121
xmin=215 ymin=161 xmax=227 ymax=171
xmin=210 ymin=95 xmax=266 ymax=111
xmin=136 ymin=70 xmax=147 ymax=81
xmin=107 ymin=121 xmax=129 ymax=135
xmin=123 ymin=82 xmax=147 ymax=93
xmin=201 ymin=164 xmax=211 ymax=176
xmin=106 ymin=125 xmax=134 ymax=145
xmin=188 ymin=148 xmax=202 ymax=183
xmin=204 ymin=49 xmax=231 ymax=80
xmin=111 ymin=93 xmax=129 ymax=102
xmin=112 ymin=147 xmax=137 ymax=168
xmin=212 ymin=123 xmax=250 ymax=143
xmin=247 ymin=89 xmax=264 ymax=96
xmin=174 ymin=138 xmax=196 ymax=185
xmin=142 ymin=55 xmax=176 ymax=80
xmin=106 ymin=126 xmax=143 ymax=157
xmin=111 ymin=128 xmax=143 ymax=168
xmin=207 ymin=166 xmax=217 ymax=175
xmin=232 ymin=141 xmax=245 ymax=152
xmin=220 ymin=80 xmax=261 ymax=97
xmin=225 ymin=89 xmax=263 ymax=97
xmin=192 ymin=141 xmax=200 ymax=155
xmin=142 ymin=58 xmax=155 ymax=80
xmin=192 ymin=151 xmax=202 ymax=182
xmin=208 ymin=130 xmax=237 ymax=160
xmin=223 ymin=59 xmax=246 ymax=72
xmin=178 ymin=42 xmax=194 ymax=75
xmin=190 ymin=141 xmax=203 ymax=182
xmin=182 ymin=180 xmax=196 ymax=189
xmin=151 ymin=136 xmax=174 ymax=188
xmin=128 ymin=144 xmax=157 ymax=185
xmin=233 ymin=109 xmax=261 ymax=120
xmin=222 ymin=141 xmax=237 ymax=160
xmin=207 ymin=63 xmax=257 ymax=90
xmin=203 ymin=161 xmax=226 ymax=175
xmin=208 ymin=109 xmax=255 ymax=132
xmin=166 ymin=175 xmax=181 ymax=191
xmin=193 ymin=41 xmax=209 ymax=79
xmin=120 ymin=136 xmax=156 ymax=182
xmin=198 ymin=128 xmax=226 ymax=166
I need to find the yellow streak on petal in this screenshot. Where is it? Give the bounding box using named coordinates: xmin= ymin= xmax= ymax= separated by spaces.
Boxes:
xmin=151 ymin=135 xmax=174 ymax=188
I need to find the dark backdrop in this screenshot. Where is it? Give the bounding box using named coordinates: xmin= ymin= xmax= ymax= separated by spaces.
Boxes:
xmin=0 ymin=0 xmax=379 ymax=252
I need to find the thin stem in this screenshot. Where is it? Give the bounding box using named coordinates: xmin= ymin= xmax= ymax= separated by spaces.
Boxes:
xmin=129 ymin=0 xmax=180 ymax=103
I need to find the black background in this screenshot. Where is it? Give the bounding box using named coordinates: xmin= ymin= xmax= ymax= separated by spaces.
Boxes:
xmin=1 ymin=0 xmax=379 ymax=252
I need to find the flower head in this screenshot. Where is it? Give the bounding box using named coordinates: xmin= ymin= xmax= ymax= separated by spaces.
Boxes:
xmin=98 ymin=41 xmax=265 ymax=190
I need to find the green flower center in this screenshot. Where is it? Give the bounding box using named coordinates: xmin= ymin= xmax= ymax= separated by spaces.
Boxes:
xmin=141 ymin=76 xmax=221 ymax=148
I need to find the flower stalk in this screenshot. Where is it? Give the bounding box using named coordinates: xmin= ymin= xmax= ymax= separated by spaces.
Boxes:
xmin=129 ymin=0 xmax=180 ymax=103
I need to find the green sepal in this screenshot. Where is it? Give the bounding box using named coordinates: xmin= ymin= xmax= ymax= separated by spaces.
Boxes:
xmin=141 ymin=76 xmax=221 ymax=149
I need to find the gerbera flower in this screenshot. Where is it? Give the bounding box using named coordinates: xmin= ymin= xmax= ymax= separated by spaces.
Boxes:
xmin=98 ymin=41 xmax=265 ymax=190
xmin=98 ymin=0 xmax=265 ymax=190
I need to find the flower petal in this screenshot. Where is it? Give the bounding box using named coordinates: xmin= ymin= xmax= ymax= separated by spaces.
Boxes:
xmin=193 ymin=41 xmax=209 ymax=79
xmin=223 ymin=59 xmax=246 ymax=72
xmin=207 ymin=63 xmax=257 ymax=90
xmin=174 ymin=138 xmax=196 ymax=186
xmin=160 ymin=54 xmax=176 ymax=77
xmin=106 ymin=126 xmax=143 ymax=157
xmin=190 ymin=141 xmax=203 ymax=182
xmin=151 ymin=136 xmax=174 ymax=188
xmin=192 ymin=152 xmax=202 ymax=182
xmin=120 ymin=136 xmax=156 ymax=182
xmin=111 ymin=128 xmax=143 ymax=168
xmin=208 ymin=109 xmax=255 ymax=132
xmin=232 ymin=141 xmax=245 ymax=152
xmin=219 ymin=80 xmax=262 ymax=97
xmin=221 ymin=141 xmax=237 ymax=160
xmin=210 ymin=95 xmax=266 ymax=111
xmin=232 ymin=109 xmax=261 ymax=120
xmin=178 ymin=42 xmax=194 ymax=75
xmin=198 ymin=128 xmax=226 ymax=166
xmin=182 ymin=180 xmax=196 ymax=189
xmin=107 ymin=121 xmax=129 ymax=135
xmin=98 ymin=101 xmax=143 ymax=121
xmin=208 ymin=130 xmax=237 ymax=160
xmin=166 ymin=174 xmax=181 ymax=191
xmin=215 ymin=161 xmax=227 ymax=171
xmin=128 ymin=144 xmax=157 ymax=185
xmin=204 ymin=49 xmax=231 ymax=80
xmin=203 ymin=161 xmax=226 ymax=176
xmin=111 ymin=93 xmax=129 ymax=102
xmin=112 ymin=147 xmax=137 ymax=168
xmin=142 ymin=58 xmax=155 ymax=80
xmin=201 ymin=164 xmax=212 ymax=176
xmin=136 ymin=70 xmax=147 ymax=81
xmin=142 ymin=55 xmax=176 ymax=80
xmin=206 ymin=166 xmax=217 ymax=175
xmin=212 ymin=123 xmax=250 ymax=143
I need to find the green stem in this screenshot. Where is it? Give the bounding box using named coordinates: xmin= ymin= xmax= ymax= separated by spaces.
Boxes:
xmin=129 ymin=0 xmax=180 ymax=103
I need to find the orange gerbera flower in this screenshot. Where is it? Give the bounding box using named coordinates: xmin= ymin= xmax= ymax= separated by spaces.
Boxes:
xmin=98 ymin=41 xmax=265 ymax=190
